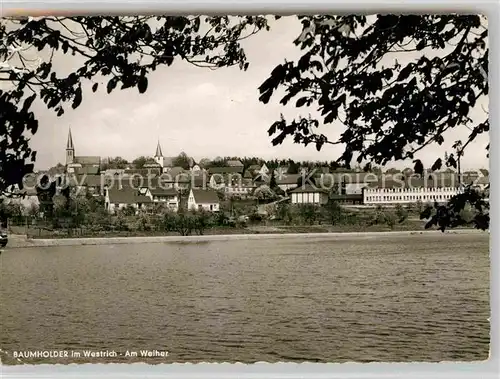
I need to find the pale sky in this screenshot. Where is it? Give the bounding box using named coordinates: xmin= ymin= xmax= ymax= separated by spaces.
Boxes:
xmin=23 ymin=16 xmax=489 ymax=171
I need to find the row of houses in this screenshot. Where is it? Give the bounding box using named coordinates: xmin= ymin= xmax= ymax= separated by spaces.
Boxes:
xmin=7 ymin=160 xmax=490 ymax=213
xmin=3 ymin=127 xmax=488 ymax=214
xmin=63 ymin=126 xmax=490 ymax=204
xmin=104 ymin=184 xmax=220 ymax=214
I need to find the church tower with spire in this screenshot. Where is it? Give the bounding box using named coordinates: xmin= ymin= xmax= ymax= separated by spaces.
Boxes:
xmin=154 ymin=140 xmax=164 ymax=169
xmin=66 ymin=127 xmax=75 ymax=165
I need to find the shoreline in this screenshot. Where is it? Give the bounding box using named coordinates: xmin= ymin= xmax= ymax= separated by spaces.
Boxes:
xmin=3 ymin=228 xmax=488 ymax=249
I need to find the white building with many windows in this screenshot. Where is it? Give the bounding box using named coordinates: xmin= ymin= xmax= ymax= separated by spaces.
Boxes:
xmin=362 ymin=178 xmax=462 ymax=205
xmin=289 ymin=185 xmax=329 ymax=205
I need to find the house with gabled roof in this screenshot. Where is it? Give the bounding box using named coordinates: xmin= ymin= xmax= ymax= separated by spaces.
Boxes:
xmin=243 ymin=170 xmax=254 ymax=179
xmin=289 ymin=184 xmax=329 ymax=205
xmin=207 ymin=166 xmax=244 ymax=175
xmin=190 ymin=171 xmax=209 ymax=189
xmin=190 ymin=163 xmax=202 ymax=172
xmin=188 ymin=189 xmax=220 ymax=212
xmin=226 ymin=159 xmax=244 ymax=168
xmin=104 ymin=184 xmax=152 ymax=214
xmin=209 ymin=174 xmax=226 ymax=190
xmin=144 ymin=187 xmax=179 ymax=211
xmin=276 ymin=174 xmax=301 ymax=192
xmin=74 ymin=166 xmax=100 ymax=176
xmin=246 ymin=164 xmax=261 ymax=175
xmin=4 ymin=186 xmax=39 ymax=212
xmin=68 ymin=174 xmax=108 ymax=196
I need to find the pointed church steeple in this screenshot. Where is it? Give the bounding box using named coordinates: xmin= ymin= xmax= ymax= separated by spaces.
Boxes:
xmin=153 ymin=140 xmax=164 ymax=169
xmin=66 ymin=127 xmax=75 ymax=165
xmin=67 ymin=127 xmax=74 ymax=150
xmin=155 ymin=140 xmax=163 ymax=158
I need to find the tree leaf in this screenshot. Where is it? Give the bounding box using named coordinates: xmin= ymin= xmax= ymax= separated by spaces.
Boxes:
xmin=397 ymin=64 xmax=413 ymax=81
xmin=72 ymin=86 xmax=82 ymax=109
xmin=296 ymin=97 xmax=309 ymax=107
xmin=413 ymin=159 xmax=424 ymax=176
xmin=416 ymin=39 xmax=426 ymax=50
xmin=431 ymin=158 xmax=442 ymax=171
xmin=22 ymin=94 xmax=37 ymax=113
xmin=107 ymin=78 xmax=118 ymax=94
xmin=138 ymin=76 xmax=148 ymax=94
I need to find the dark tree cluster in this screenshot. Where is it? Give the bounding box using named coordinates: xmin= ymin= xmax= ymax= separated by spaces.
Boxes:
xmin=258 ymin=14 xmax=488 ymax=230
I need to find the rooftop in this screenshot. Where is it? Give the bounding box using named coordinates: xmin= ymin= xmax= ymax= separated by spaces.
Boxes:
xmin=289 ymin=184 xmax=329 ymax=194
xmin=208 ymin=166 xmax=244 ymax=175
xmin=107 ymin=186 xmax=152 ymax=204
xmin=191 ymin=189 xmax=219 ymax=204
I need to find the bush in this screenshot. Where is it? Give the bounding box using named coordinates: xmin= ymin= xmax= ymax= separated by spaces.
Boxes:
xmin=459 ymin=204 xmax=475 ymax=223
xmin=191 ymin=210 xmax=212 ymax=235
xmin=321 ymin=200 xmax=342 ymax=225
xmin=121 ymin=205 xmax=137 ymax=217
xmin=370 ymin=208 xmax=387 ymax=226
xmin=85 ymin=210 xmax=112 ymax=230
xmin=395 ymin=204 xmax=408 ymax=223
xmin=136 ymin=214 xmax=151 ymax=231
xmin=215 ymin=211 xmax=229 ymax=226
xmin=297 ymin=204 xmax=319 ymax=225
xmin=114 ymin=215 xmax=129 ymax=231
xmin=163 ymin=211 xmax=178 ymax=231
xmin=174 ymin=213 xmax=195 ymax=236
xmin=415 ymin=200 xmax=424 ymax=213
xmin=277 ymin=202 xmax=295 ymax=225
xmin=384 ymin=212 xmax=397 ymax=230
xmin=248 ymin=213 xmax=263 ymax=223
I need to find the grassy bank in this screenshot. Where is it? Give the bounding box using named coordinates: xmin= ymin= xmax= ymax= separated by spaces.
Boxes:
xmin=8 ymin=219 xmax=478 ymax=240
xmin=4 ymin=228 xmax=487 ymax=250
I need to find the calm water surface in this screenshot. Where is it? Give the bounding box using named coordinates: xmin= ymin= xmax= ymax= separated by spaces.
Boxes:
xmin=0 ymin=233 xmax=490 ymax=364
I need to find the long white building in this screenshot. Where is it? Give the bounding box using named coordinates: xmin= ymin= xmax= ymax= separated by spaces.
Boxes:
xmin=362 ymin=178 xmax=463 ymax=205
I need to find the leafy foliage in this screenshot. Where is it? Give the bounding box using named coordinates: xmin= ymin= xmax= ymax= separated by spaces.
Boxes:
xmin=395 ymin=203 xmax=409 ymax=223
xmin=102 ymin=156 xmax=128 ymax=170
xmin=269 ymin=170 xmax=277 ymax=189
xmin=322 ymin=200 xmax=343 ymax=225
xmin=297 ymin=203 xmax=319 ymax=225
xmin=258 ymin=14 xmax=488 ymax=230
xmin=253 ymin=184 xmax=277 ymax=202
xmin=172 ymin=152 xmax=192 ymax=170
xmin=421 ymin=186 xmax=489 ymax=231
xmin=131 ymin=156 xmax=157 ymax=169
xmin=35 ymin=174 xmax=57 ymax=218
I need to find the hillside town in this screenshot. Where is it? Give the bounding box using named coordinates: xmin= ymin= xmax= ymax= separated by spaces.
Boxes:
xmin=0 ymin=127 xmax=490 ymax=236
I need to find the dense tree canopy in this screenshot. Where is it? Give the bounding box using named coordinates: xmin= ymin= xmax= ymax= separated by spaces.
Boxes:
xmin=131 ymin=156 xmax=156 ymax=169
xmin=258 ymin=14 xmax=489 ymax=230
xmin=1 ymin=15 xmax=271 ymax=194
xmin=259 ymin=15 xmax=488 ymax=170
xmin=102 ymin=156 xmax=128 ymax=170
xmin=172 ymin=152 xmax=191 ymax=170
